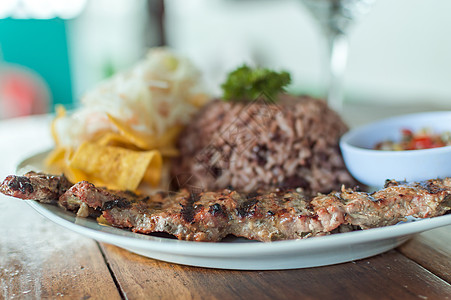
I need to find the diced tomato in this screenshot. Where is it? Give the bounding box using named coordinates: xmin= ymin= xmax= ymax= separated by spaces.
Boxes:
xmin=411 ymin=136 xmax=433 ymax=149
xmin=401 ymin=128 xmax=413 ymax=136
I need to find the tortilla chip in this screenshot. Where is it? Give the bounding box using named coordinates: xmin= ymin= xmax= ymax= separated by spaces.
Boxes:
xmin=107 ymin=114 xmax=158 ymax=149
xmin=45 ymin=147 xmax=66 ymax=168
xmin=69 ymin=142 xmax=162 ymax=190
xmin=107 ymin=113 xmax=182 ymax=151
xmin=96 ymin=132 xmax=140 ymax=150
xmin=64 ymin=165 xmax=89 ymax=185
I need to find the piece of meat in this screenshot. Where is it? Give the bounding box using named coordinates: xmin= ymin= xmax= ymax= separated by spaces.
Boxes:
xmin=61 ymin=180 xmax=150 ymax=210
xmin=64 ymin=178 xmax=451 ymax=241
xmin=67 ymin=184 xmax=331 ymax=241
xmin=57 ymin=180 xmax=151 ymax=217
xmin=88 ymin=179 xmax=450 ymax=241
xmin=53 ymin=182 xmax=336 ymax=241
xmin=310 ymin=193 xmax=346 ymax=232
xmin=0 ymin=171 xmax=72 ymax=204
xmin=341 ymin=179 xmax=451 ymax=228
xmin=1 ymin=172 xmax=450 ymax=242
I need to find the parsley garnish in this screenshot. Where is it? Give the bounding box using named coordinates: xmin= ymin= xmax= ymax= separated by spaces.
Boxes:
xmin=221 ymin=65 xmax=291 ymax=102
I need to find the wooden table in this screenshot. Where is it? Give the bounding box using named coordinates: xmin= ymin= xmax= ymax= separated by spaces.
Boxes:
xmin=1 ymin=106 xmax=450 ymax=300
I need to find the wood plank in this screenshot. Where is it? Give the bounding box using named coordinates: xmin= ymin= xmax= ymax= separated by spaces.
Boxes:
xmin=397 ymin=225 xmax=451 ymax=283
xmin=101 ymin=243 xmax=451 ymax=300
xmin=0 ymin=199 xmax=122 ymax=300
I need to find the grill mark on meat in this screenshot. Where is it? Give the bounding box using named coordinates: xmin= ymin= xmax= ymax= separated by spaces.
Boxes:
xmin=1 ymin=173 xmax=451 ymax=242
xmin=180 ymin=192 xmax=201 ymax=223
xmin=419 ymin=181 xmax=445 ymax=194
xmin=209 ymin=203 xmax=226 ymax=217
xmin=237 ymin=198 xmax=259 ymax=217
xmin=8 ymin=176 xmax=34 ymax=194
xmin=102 ymin=192 xmax=149 ymax=211
xmin=102 ymin=198 xmax=132 ymax=210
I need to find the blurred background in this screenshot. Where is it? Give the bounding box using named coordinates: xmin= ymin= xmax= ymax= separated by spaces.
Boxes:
xmin=0 ymin=0 xmax=450 ymax=119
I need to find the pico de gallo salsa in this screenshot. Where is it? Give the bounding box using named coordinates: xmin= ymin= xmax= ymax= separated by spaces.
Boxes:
xmin=374 ymin=128 xmax=451 ymax=151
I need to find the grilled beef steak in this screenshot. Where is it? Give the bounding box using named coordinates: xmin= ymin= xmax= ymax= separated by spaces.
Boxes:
xmin=1 ymin=172 xmax=450 ymax=242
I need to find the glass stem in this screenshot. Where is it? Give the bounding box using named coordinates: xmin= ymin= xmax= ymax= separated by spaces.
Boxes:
xmin=326 ymin=32 xmax=348 ymax=112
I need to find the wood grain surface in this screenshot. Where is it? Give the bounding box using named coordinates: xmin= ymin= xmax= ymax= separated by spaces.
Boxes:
xmin=100 ymin=242 xmax=451 ymax=300
xmin=0 ymin=200 xmax=121 ymax=300
xmin=398 ymin=225 xmax=451 ymax=284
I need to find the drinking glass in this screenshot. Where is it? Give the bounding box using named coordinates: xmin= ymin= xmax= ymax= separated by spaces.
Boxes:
xmin=301 ymin=0 xmax=376 ymax=112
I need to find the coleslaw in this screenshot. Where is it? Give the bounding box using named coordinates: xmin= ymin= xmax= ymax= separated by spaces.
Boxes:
xmin=53 ymin=48 xmax=210 ymax=148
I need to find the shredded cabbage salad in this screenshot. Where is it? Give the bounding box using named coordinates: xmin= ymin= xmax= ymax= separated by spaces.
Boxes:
xmin=54 ymin=48 xmax=209 ymax=148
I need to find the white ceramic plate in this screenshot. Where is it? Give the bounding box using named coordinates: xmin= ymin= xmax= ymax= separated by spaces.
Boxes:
xmin=18 ymin=152 xmax=451 ymax=270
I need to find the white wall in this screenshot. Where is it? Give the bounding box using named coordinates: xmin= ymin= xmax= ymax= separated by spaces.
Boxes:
xmin=66 ymin=0 xmax=149 ymax=101
xmin=165 ymin=0 xmax=451 ymax=105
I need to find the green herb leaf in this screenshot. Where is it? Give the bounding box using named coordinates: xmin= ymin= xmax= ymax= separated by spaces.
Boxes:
xmin=221 ymin=65 xmax=291 ymax=102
